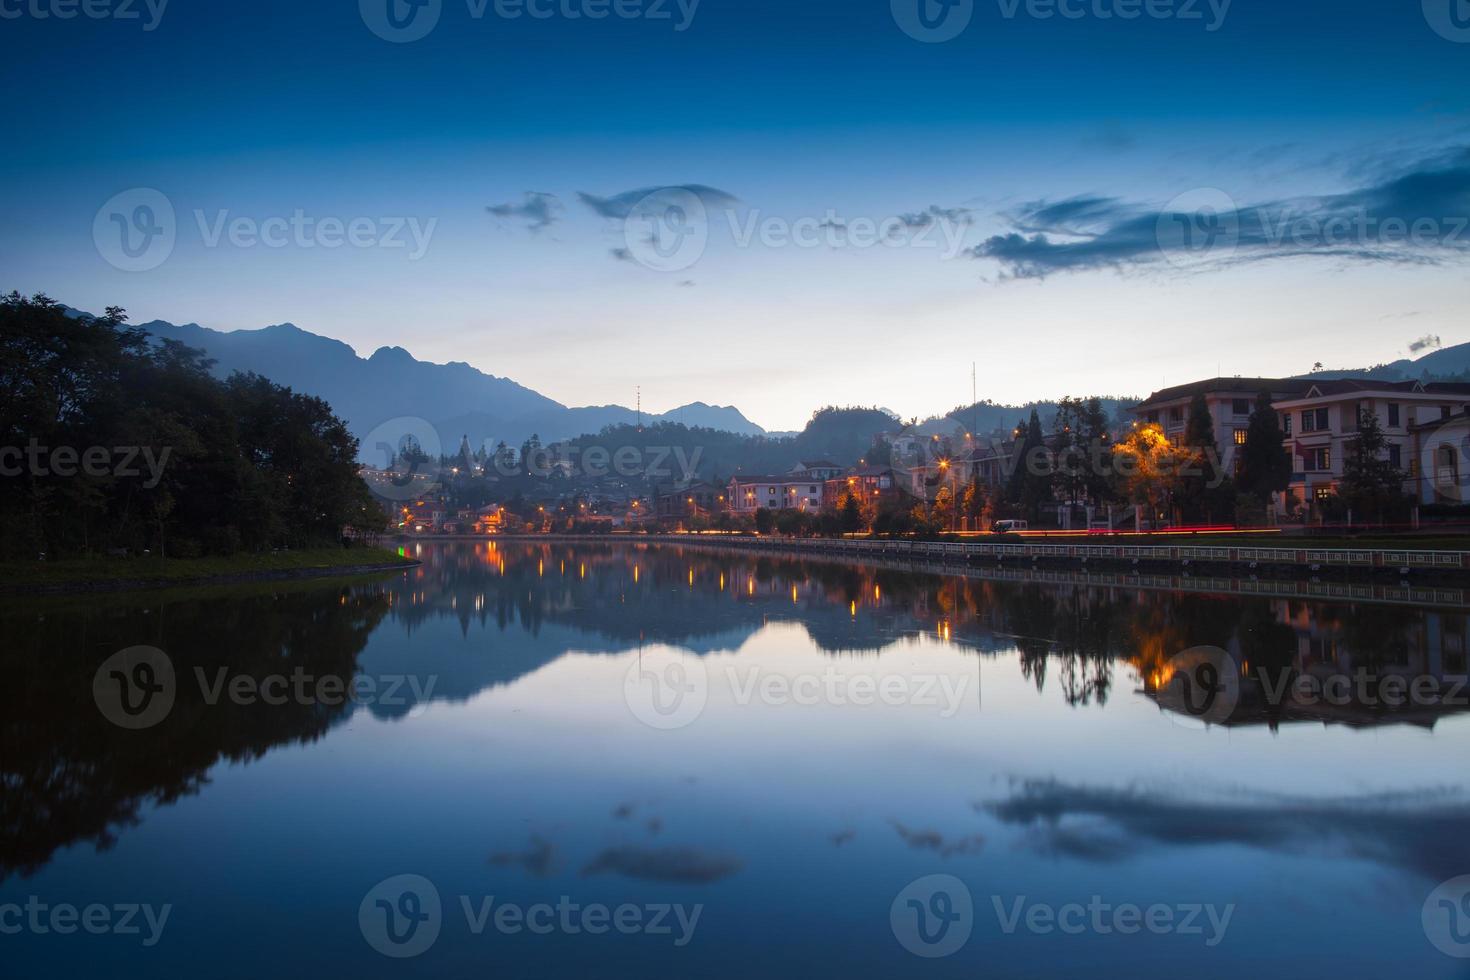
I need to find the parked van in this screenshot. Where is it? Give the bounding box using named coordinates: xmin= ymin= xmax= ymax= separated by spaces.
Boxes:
xmin=991 ymin=520 xmax=1028 ymax=534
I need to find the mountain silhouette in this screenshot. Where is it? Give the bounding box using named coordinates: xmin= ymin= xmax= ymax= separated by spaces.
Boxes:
xmin=115 ymin=315 xmax=766 ymax=451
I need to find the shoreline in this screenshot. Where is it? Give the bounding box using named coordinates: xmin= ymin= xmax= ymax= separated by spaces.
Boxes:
xmin=514 ymin=532 xmax=1470 ymax=578
xmin=0 ymin=552 xmax=420 ymax=597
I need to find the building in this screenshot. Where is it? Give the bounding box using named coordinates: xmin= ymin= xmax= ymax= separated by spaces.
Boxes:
xmin=1274 ymin=380 xmax=1470 ymax=512
xmin=655 ymin=481 xmax=722 ymax=519
xmin=789 ymin=460 xmax=843 ymax=481
xmin=1131 ymin=377 xmax=1312 ymax=472
xmin=1410 ymin=410 xmax=1470 ymax=506
xmin=823 ymin=466 xmax=914 ymax=511
xmin=727 ymin=475 xmax=825 ymax=513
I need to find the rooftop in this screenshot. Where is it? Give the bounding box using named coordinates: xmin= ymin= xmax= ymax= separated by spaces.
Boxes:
xmin=1133 ymin=377 xmax=1310 ymax=410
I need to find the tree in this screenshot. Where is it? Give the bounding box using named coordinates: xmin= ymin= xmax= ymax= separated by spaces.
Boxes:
xmin=839 ymin=492 xmax=863 ymax=534
xmin=1238 ymin=391 xmax=1292 ymax=507
xmin=754 ymin=507 xmax=774 ymax=535
xmin=1176 ymin=392 xmax=1233 ymax=524
xmin=1052 ymin=397 xmax=1085 ymax=506
xmin=1111 ymin=423 xmax=1193 ymax=527
xmin=1080 ymin=397 xmax=1114 ymax=506
xmin=1339 ymin=409 xmax=1405 ymax=524
xmin=1006 ymin=409 xmax=1052 ymax=522
xmin=0 ymin=292 xmax=385 ymax=559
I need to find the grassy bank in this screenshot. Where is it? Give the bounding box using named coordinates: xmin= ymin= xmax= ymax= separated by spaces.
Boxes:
xmin=0 ymin=546 xmax=417 ymax=592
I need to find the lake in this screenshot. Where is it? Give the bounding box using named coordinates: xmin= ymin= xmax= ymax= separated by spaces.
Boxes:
xmin=5 ymin=539 xmax=1470 ymax=977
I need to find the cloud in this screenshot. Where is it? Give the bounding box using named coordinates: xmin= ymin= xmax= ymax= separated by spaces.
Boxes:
xmin=895 ymin=205 xmax=973 ymax=229
xmin=980 ymin=779 xmax=1470 ymax=882
xmin=486 ymin=191 xmax=562 ymax=231
xmin=581 ymin=845 xmax=743 ymax=884
xmin=577 ymin=184 xmax=739 ymax=220
xmin=970 ymin=146 xmax=1470 ymax=279
xmin=1409 ymin=334 xmax=1443 ymax=355
xmin=609 ymin=247 xmax=634 ymax=263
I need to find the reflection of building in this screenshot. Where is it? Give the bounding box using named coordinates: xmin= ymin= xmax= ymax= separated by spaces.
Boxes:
xmin=727 ymin=475 xmax=824 ymax=513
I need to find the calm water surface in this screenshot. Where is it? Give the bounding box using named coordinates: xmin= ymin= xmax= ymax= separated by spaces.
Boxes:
xmin=5 ymin=540 xmax=1470 ymax=977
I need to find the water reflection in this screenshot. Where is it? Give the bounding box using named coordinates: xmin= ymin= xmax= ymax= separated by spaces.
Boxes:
xmin=6 ymin=541 xmax=1470 ymax=884
xmin=5 ymin=541 xmax=1470 ymax=977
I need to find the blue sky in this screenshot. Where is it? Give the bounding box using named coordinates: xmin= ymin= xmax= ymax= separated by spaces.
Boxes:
xmin=3 ymin=0 xmax=1469 ymax=430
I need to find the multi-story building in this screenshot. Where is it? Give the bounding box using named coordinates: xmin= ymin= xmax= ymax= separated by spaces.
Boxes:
xmin=1131 ymin=377 xmax=1311 ymax=471
xmin=790 ymin=460 xmax=843 ymax=481
xmin=727 ymin=475 xmax=825 ymax=513
xmin=1274 ymin=379 xmax=1470 ymax=511
xmin=822 ymin=466 xmax=914 ymax=511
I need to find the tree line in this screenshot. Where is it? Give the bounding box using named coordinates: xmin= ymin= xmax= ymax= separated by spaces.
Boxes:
xmin=0 ymin=293 xmax=385 ymax=561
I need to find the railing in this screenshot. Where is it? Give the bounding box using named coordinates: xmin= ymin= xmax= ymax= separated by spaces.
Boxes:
xmin=634 ymin=534 xmax=1470 ymax=572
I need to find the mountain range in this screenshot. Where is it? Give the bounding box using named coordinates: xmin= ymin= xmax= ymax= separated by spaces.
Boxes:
xmin=75 ymin=310 xmax=1466 ymax=461
xmin=125 ymin=317 xmax=766 ymax=452
xmin=1294 ymin=341 xmax=1470 ymax=383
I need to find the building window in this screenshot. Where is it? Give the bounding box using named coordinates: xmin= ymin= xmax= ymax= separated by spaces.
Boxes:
xmin=1388 ymin=444 xmax=1401 ymax=468
xmin=1147 ymin=410 xmax=1159 ymax=423
xmin=1168 ymin=407 xmax=1183 ymax=424
xmin=1443 ymin=406 xmax=1453 ymax=420
xmin=1234 ymin=429 xmax=1247 ymax=445
xmin=1314 ymin=486 xmax=1334 ymax=502
xmin=1302 ymin=408 xmax=1329 ymax=433
xmin=1232 ymin=398 xmax=1249 ymax=416
xmin=1387 ymin=403 xmax=1400 ymax=427
xmin=1308 ymin=448 xmax=1331 ymax=471
xmin=1281 ymin=413 xmax=1292 ymax=436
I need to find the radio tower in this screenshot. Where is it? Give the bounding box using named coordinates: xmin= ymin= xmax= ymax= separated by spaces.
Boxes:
xmin=636 ymin=386 xmax=643 ymax=432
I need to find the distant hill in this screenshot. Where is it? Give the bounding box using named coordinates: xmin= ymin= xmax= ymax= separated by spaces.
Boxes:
xmin=926 ymin=398 xmax=1140 ymax=436
xmin=1292 ymin=339 xmax=1470 ymax=383
xmin=99 ymin=315 xmax=765 ymax=452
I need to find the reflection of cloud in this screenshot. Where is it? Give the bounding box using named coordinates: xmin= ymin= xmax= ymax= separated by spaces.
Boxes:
xmin=581 ymin=845 xmax=743 ymax=883
xmin=830 ymin=829 xmax=855 ymax=846
xmin=981 ymin=779 xmax=1470 ymax=881
xmin=488 ymin=835 xmax=559 ymax=877
xmin=891 ymin=821 xmax=985 ymax=857
xmin=613 ymin=802 xmax=635 ymax=819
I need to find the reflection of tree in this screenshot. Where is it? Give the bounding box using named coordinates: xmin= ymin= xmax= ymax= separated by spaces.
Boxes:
xmin=1 ymin=584 xmax=387 ymax=880
xmin=10 ymin=541 xmax=1463 ymax=880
